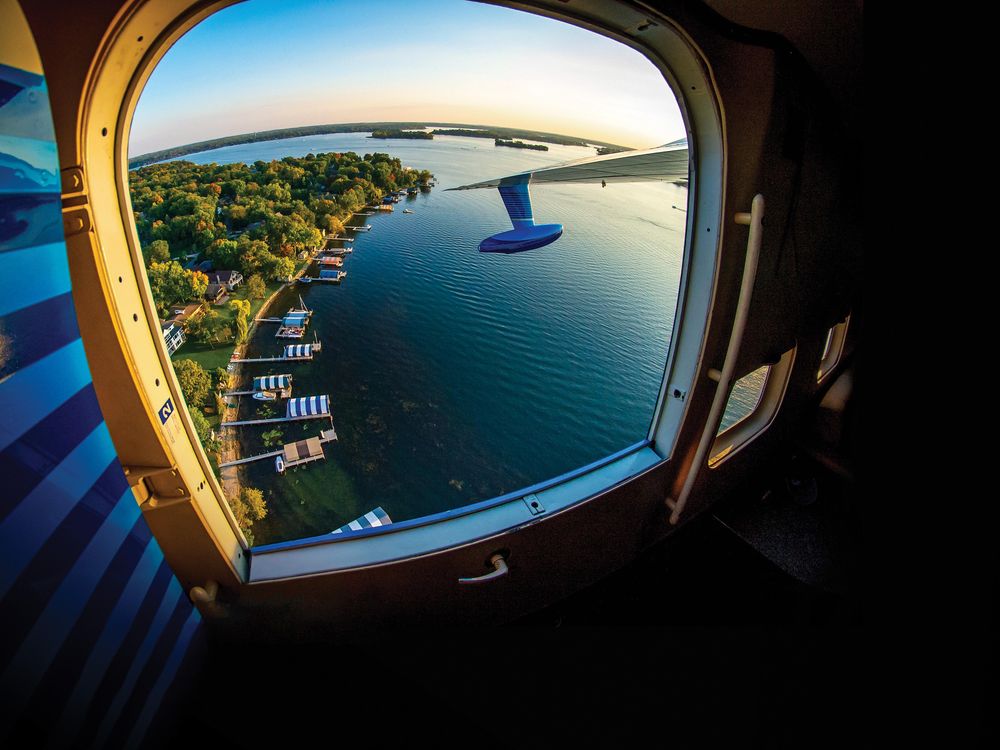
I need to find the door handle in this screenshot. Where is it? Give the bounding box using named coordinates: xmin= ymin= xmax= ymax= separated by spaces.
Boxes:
xmin=458 ymin=553 xmax=508 ymax=584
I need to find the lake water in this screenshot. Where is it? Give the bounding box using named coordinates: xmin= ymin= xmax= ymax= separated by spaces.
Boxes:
xmin=176 ymin=133 xmax=688 ymax=545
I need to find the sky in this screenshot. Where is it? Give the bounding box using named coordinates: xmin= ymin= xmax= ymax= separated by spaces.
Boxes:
xmin=129 ymin=0 xmax=685 ymax=156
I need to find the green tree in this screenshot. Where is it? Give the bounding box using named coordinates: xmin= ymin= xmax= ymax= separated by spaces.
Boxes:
xmin=271 ymin=257 xmax=296 ymax=281
xmin=213 ymin=366 xmax=230 ymax=393
xmin=246 ymin=273 xmax=266 ymax=300
xmin=147 ymin=261 xmax=208 ymax=315
xmin=228 ymin=486 xmax=268 ymax=543
xmin=189 ymin=405 xmax=212 ymax=443
xmin=206 ymin=238 xmax=241 ymax=270
xmin=173 ymin=358 xmax=211 ymax=409
xmin=186 ymin=310 xmax=232 ymax=346
xmin=230 ymin=299 xmax=251 ymax=345
xmin=144 ymin=239 xmax=170 ymax=267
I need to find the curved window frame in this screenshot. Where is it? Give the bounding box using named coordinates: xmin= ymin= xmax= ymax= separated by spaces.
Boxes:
xmin=709 ymin=346 xmax=797 ymax=468
xmin=79 ymin=0 xmax=726 ymax=581
xmin=817 ymin=315 xmax=850 ymax=383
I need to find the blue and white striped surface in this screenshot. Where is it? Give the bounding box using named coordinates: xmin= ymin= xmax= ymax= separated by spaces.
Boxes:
xmin=0 ymin=50 xmax=200 ymax=748
xmin=285 ymin=394 xmax=329 ymax=418
xmin=252 ymin=374 xmax=290 ymax=391
xmin=283 ymin=343 xmax=313 ymax=358
xmin=331 ymin=506 xmax=392 ymax=534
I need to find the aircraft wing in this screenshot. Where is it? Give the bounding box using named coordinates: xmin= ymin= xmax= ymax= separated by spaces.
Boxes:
xmin=447 ymin=141 xmax=688 ymax=253
xmin=448 ymin=141 xmax=688 ymax=191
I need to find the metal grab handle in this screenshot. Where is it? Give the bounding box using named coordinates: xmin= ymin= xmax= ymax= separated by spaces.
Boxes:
xmin=458 ymin=553 xmax=508 ymax=584
xmin=666 ymin=194 xmax=765 ymax=525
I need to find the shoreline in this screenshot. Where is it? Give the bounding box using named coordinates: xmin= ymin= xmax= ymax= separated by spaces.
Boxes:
xmin=214 ymin=209 xmax=363 ymax=505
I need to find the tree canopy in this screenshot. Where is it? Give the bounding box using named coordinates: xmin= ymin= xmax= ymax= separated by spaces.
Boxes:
xmin=130 ymin=151 xmax=432 ymax=296
xmin=173 ymin=358 xmax=211 ymax=408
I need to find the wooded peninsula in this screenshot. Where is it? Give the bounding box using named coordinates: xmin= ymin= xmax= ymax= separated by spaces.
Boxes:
xmin=129 ymin=122 xmax=628 ymax=167
xmin=370 ymin=129 xmax=434 ymax=139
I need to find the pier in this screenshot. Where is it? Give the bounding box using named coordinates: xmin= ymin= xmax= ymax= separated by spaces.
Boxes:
xmin=220 ymin=394 xmax=332 ymax=428
xmin=218 ymin=428 xmax=337 ymax=470
xmin=230 ymin=341 xmax=321 ymax=364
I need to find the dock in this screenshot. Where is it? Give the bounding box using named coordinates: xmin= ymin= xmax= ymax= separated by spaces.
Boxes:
xmin=219 ymin=428 xmax=337 ymax=470
xmin=230 ymin=341 xmax=321 ymax=364
xmin=351 ymin=225 xmax=372 ymax=232
xmin=325 ymin=235 xmax=354 ymax=242
xmin=298 ymin=269 xmax=347 ymax=284
xmin=220 ymin=394 xmax=333 ymax=428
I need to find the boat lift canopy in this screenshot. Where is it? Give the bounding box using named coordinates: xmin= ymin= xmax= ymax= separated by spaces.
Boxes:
xmin=331 ymin=506 xmax=393 ymax=534
xmin=286 ymin=395 xmax=329 ymax=418
xmin=284 ymin=344 xmax=314 ymax=358
xmin=253 ymin=374 xmax=291 ymax=391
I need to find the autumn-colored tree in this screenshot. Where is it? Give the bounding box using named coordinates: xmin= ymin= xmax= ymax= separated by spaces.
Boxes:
xmin=246 ymin=274 xmax=266 ymax=300
xmin=230 ymin=299 xmax=251 ymax=344
xmin=172 ymin=358 xmax=211 ymax=408
xmin=144 ymin=239 xmax=170 ymax=267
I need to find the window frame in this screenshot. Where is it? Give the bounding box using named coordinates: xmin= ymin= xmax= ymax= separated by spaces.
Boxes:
xmin=709 ymin=346 xmax=797 ymax=468
xmin=79 ymin=0 xmax=727 ymax=582
xmin=817 ymin=315 xmax=850 ymax=383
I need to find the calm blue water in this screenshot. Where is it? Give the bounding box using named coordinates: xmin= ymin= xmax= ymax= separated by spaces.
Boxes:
xmin=178 ymin=133 xmax=688 ymax=544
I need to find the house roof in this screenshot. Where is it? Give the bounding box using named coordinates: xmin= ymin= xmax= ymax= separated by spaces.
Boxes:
xmin=205 ymin=270 xmax=240 ymax=284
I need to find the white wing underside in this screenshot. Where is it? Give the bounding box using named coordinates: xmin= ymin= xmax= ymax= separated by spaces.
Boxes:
xmin=448 ymin=142 xmax=689 ymax=190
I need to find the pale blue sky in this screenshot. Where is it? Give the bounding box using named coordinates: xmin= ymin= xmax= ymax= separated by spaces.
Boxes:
xmin=130 ymin=0 xmax=685 ymax=155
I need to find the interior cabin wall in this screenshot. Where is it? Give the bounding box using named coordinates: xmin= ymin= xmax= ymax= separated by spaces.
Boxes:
xmin=15 ymin=0 xmax=862 ymax=633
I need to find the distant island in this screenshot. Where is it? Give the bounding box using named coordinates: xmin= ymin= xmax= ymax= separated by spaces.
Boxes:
xmin=596 ymin=145 xmax=632 ymax=155
xmin=495 ymin=138 xmax=548 ymax=151
xmin=129 ymin=122 xmax=630 ymax=168
xmin=431 ymin=128 xmax=586 ymax=148
xmin=370 ymin=129 xmax=433 ymax=140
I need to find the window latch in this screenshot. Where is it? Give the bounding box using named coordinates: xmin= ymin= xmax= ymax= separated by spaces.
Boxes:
xmin=458 ymin=553 xmax=509 ymax=584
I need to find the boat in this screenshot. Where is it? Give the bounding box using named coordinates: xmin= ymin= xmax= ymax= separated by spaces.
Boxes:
xmin=253 ymin=391 xmax=277 ymax=402
xmin=298 ymin=276 xmax=312 ymax=283
xmin=274 ymin=454 xmax=285 ymax=474
xmin=402 ymin=209 xmax=414 ymax=213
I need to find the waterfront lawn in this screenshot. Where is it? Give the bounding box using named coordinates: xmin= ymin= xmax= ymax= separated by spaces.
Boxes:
xmin=169 ymin=274 xmax=294 ymax=370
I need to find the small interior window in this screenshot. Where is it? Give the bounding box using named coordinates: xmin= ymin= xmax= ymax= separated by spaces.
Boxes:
xmin=817 ymin=316 xmax=849 ymax=383
xmin=710 ymin=347 xmax=796 ymax=467
xmin=717 ymin=365 xmax=769 ymax=435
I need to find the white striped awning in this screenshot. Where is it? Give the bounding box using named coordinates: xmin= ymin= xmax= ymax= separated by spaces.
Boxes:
xmin=331 ymin=506 xmax=393 ymax=534
xmin=284 ymin=344 xmax=313 ymax=358
xmin=286 ymin=394 xmax=329 ymax=418
xmin=253 ymin=374 xmax=290 ymax=391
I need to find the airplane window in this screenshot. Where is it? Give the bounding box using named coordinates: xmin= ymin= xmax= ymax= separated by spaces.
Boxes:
xmin=125 ymin=0 xmax=688 ymax=547
xmin=817 ymin=316 xmax=849 ymax=383
xmin=717 ymin=365 xmax=769 ymax=435
xmin=710 ymin=346 xmax=796 ymax=467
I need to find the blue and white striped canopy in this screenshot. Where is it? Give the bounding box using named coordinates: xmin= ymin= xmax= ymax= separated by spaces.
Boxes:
xmin=252 ymin=374 xmax=290 ymax=391
xmin=284 ymin=344 xmax=313 ymax=358
xmin=283 ymin=313 xmax=308 ymax=327
xmin=331 ymin=506 xmax=393 ymax=534
xmin=286 ymin=394 xmax=329 ymax=418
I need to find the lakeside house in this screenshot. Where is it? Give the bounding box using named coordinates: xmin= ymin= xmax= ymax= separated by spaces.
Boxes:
xmin=205 ymin=283 xmax=228 ymax=304
xmin=166 ymin=302 xmax=204 ymax=326
xmin=161 ymin=320 xmax=185 ymax=355
xmin=206 ymin=269 xmax=243 ymax=290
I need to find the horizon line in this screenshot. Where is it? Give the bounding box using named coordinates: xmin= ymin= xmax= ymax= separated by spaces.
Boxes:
xmin=129 ymin=120 xmax=635 ymax=163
